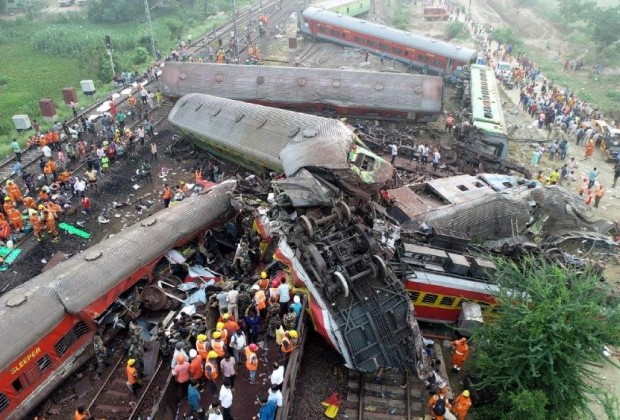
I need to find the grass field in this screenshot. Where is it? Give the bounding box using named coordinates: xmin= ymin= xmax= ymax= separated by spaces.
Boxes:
xmin=0 ymin=4 xmax=236 ymax=159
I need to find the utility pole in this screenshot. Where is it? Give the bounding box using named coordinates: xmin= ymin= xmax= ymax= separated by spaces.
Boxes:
xmin=104 ymin=35 xmax=116 ymax=77
xmin=144 ymin=0 xmax=157 ymax=57
xmin=232 ymin=0 xmax=238 ymax=61
xmin=468 ymin=0 xmax=472 ymax=17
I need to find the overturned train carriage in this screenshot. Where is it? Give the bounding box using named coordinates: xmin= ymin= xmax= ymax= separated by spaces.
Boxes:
xmin=161 ymin=62 xmax=444 ymax=122
xmin=168 ymin=93 xmax=393 ymax=198
xmin=0 ymin=182 xmax=235 ymax=420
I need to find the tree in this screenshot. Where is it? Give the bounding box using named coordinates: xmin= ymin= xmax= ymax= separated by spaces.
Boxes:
xmin=471 ymin=257 xmax=620 ymax=419
xmin=0 ymin=0 xmax=7 ymax=14
xmin=22 ymin=0 xmax=47 ymax=20
xmin=556 ymin=0 xmax=596 ymax=23
xmin=588 ymin=6 xmax=620 ymax=49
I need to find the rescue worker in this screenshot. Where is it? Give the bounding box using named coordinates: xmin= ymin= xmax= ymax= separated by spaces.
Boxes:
xmin=6 ymin=180 xmax=22 ymax=203
xmin=258 ymin=271 xmax=270 ymax=290
xmin=427 ymin=389 xmax=455 ymax=420
xmin=451 ymin=390 xmax=472 ymax=420
xmin=43 ymin=209 xmax=59 ymax=242
xmin=172 ymin=354 xmax=191 ymax=396
xmin=266 ymin=297 xmax=281 ymax=338
xmin=244 ymin=343 xmax=259 ymax=384
xmin=162 ymin=184 xmax=172 ymax=208
xmin=222 ymin=313 xmax=240 ymax=342
xmin=211 ymin=330 xmax=227 ymax=358
xmin=74 ymin=406 xmax=90 ymax=420
xmin=205 ymin=350 xmax=219 ymax=396
xmin=3 ymin=196 xmax=14 ymax=216
xmin=594 ymin=184 xmax=605 ymax=208
xmin=29 ymin=209 xmax=45 ymax=241
xmin=188 ymin=348 xmax=204 ymax=385
xmin=196 ymin=333 xmax=209 ymax=360
xmin=22 ymin=196 xmax=36 ymax=210
xmin=7 ymin=207 xmax=23 ymax=232
xmin=450 ymin=337 xmax=469 ymax=373
xmin=0 ymin=216 xmax=11 ymax=241
xmin=279 ymin=330 xmax=297 ymax=366
xmin=93 ymin=331 xmax=108 ymax=379
xmin=216 ymin=322 xmax=228 ymax=343
xmin=126 ymin=359 xmax=140 ymax=396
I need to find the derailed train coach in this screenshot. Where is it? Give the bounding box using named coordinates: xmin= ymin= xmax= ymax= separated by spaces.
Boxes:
xmin=168 ymin=93 xmax=394 ymax=199
xmin=161 ymin=62 xmax=444 ymax=123
xmin=0 ymin=183 xmax=235 ymax=420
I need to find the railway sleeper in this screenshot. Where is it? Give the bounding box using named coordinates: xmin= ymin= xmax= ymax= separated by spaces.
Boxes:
xmin=94 ymin=404 xmax=133 ymax=416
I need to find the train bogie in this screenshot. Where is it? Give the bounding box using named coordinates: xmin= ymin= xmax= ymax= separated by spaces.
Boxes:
xmin=161 ymin=62 xmax=443 ymax=123
xmin=301 ymin=7 xmax=477 ymax=75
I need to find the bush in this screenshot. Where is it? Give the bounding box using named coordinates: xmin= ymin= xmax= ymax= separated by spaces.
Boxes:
xmin=491 ymin=27 xmax=523 ymax=49
xmin=133 ymin=46 xmax=150 ymax=65
xmin=446 ymin=21 xmax=467 ymax=40
xmin=164 ymin=18 xmax=185 ymax=41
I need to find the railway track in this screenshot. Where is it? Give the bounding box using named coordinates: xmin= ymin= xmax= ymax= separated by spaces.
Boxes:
xmin=345 ymin=369 xmax=424 ymax=419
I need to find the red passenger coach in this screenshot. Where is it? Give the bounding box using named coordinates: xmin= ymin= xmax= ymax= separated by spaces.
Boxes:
xmin=0 ymin=182 xmax=234 ymax=419
xmin=301 ymin=7 xmax=477 ymax=75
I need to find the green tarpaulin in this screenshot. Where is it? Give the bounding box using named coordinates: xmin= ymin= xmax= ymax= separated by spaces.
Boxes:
xmin=59 ymin=222 xmax=91 ymax=239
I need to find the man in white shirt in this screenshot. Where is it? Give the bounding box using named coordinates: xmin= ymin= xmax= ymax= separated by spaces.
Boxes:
xmin=42 ymin=144 xmax=52 ymax=159
xmin=229 ymin=330 xmax=246 ymax=366
xmin=219 ymin=378 xmax=233 ymax=420
xmin=268 ymin=384 xmax=283 ymax=407
xmin=389 ymin=144 xmax=398 ymax=164
xmin=270 ymin=362 xmax=284 ymax=390
xmin=227 ymin=289 xmax=239 ymax=321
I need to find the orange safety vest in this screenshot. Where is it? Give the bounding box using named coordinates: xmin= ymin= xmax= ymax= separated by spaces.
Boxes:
xmin=281 ymin=337 xmax=295 ymax=354
xmin=595 ymin=187 xmax=605 ymax=198
xmin=8 ymin=209 xmax=22 ymax=229
xmin=244 ymin=347 xmax=258 ymax=371
xmin=74 ymin=410 xmax=89 ymax=420
xmin=190 ymin=355 xmax=204 ymax=380
xmin=255 ymin=290 xmax=266 ymax=310
xmin=23 ymin=197 xmax=36 ymax=209
xmin=205 ymin=359 xmax=218 ymax=380
xmin=162 ymin=187 xmax=172 ymax=199
xmin=196 ymin=341 xmax=208 ymax=359
xmin=211 ymin=338 xmax=225 ymax=356
xmin=127 ymin=365 xmax=137 ymax=384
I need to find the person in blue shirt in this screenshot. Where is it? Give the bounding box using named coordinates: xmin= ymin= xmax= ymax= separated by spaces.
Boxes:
xmin=187 ymin=380 xmax=202 ymax=414
xmin=256 ymin=396 xmax=277 ymax=420
xmin=290 ymin=295 xmax=302 ymax=317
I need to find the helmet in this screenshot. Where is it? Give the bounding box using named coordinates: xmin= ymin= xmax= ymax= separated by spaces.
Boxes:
xmin=176 ymin=354 xmax=186 ymax=363
xmin=463 ymin=390 xmax=470 ymax=397
xmin=249 ymin=343 xmax=258 ymax=352
xmin=261 ymin=271 xmax=268 ymax=279
xmin=222 ymin=313 xmax=230 ymax=320
xmin=38 ymin=205 xmax=45 ymax=210
xmin=293 ymin=295 xmax=301 ymax=304
xmin=288 ymin=330 xmax=298 ymax=338
xmin=216 ymin=322 xmax=224 ymax=330
xmin=189 ymin=349 xmax=197 ymax=358
xmin=4 ymin=197 xmax=9 ymax=201
xmin=213 ymin=331 xmax=222 ymax=339
xmin=127 ymin=359 xmax=136 ymax=366
xmin=197 ymin=334 xmax=207 ymax=341
xmin=208 ymin=350 xmax=218 ymax=359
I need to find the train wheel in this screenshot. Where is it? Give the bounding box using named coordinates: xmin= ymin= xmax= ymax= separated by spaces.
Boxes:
xmin=336 ymin=201 xmax=352 ymax=223
xmin=333 ymin=271 xmax=350 ymax=298
xmin=372 ymin=255 xmax=387 ymax=281
xmin=443 ymin=149 xmax=458 ymax=164
xmin=142 ymin=285 xmax=169 ymax=311
xmin=299 ymin=215 xmax=316 ymax=239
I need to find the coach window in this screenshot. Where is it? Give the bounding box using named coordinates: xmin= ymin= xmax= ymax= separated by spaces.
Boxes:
xmin=379 ymin=44 xmax=388 ymax=51
xmin=422 ymin=293 xmax=438 ymax=305
xmin=366 ymin=40 xmax=376 ymax=47
xmin=433 ymin=59 xmax=443 ymax=66
xmin=354 ymin=154 xmax=375 ymax=171
xmin=319 ymin=26 xmax=326 ymax=33
xmin=0 ymin=393 xmax=8 ymax=413
xmin=408 ymin=290 xmax=420 ymax=302
xmin=54 ymin=321 xmax=90 ymax=357
xmin=418 ymin=55 xmax=429 ymax=63
xmin=391 ymin=47 xmax=403 ymax=55
xmin=439 ymin=296 xmax=456 ymax=307
xmin=354 ymin=36 xmax=362 ymax=43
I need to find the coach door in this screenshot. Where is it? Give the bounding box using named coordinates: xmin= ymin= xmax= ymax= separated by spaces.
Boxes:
xmin=447 ymin=58 xmax=453 ymax=73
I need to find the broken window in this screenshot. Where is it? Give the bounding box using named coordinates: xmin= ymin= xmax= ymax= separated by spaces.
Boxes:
xmin=354 ymin=154 xmax=375 ymax=171
xmin=12 ymin=379 xmax=23 ymax=393
xmin=24 ymin=354 xmax=53 ymax=384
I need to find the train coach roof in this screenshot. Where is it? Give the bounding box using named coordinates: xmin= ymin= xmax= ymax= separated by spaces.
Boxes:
xmin=161 ymin=63 xmax=443 ymax=114
xmin=303 ymin=7 xmax=477 ymax=63
xmin=168 ymin=93 xmax=357 ymax=176
xmin=0 ymin=181 xmax=235 ymax=369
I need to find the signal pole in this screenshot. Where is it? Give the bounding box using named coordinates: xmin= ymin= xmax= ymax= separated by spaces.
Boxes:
xmin=144 ymin=0 xmax=157 ymax=57
xmin=232 ymin=0 xmax=238 ymax=61
xmin=105 ymin=35 xmax=116 ymax=77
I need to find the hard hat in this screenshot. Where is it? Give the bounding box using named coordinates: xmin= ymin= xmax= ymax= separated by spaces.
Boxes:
xmin=38 ymin=205 xmax=45 ymax=210
xmin=176 ymin=354 xmax=186 ymax=363
xmin=261 ymin=271 xmax=268 ymax=279
xmin=189 ymin=349 xmax=197 ymax=358
xmin=216 ymin=322 xmax=224 ymax=330
xmin=463 ymin=390 xmax=470 ymax=397
xmin=288 ymin=330 xmax=298 ymax=338
xmin=208 ymin=350 xmax=218 ymax=359
xmin=222 ymin=313 xmax=230 ymax=320
xmin=127 ymin=359 xmax=136 ymax=366
xmin=249 ymin=343 xmax=258 ymax=352
xmin=197 ymin=334 xmax=207 ymax=341
xmin=293 ymin=295 xmax=301 ymax=304
xmin=4 ymin=197 xmax=9 ymax=201
xmin=213 ymin=331 xmax=222 ymax=339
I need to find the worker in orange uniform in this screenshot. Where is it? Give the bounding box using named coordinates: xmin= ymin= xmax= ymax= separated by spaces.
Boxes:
xmin=585 ymin=139 xmax=594 ymax=159
xmin=22 ymin=196 xmax=36 ymax=210
xmin=594 ymin=184 xmax=605 ymax=208
xmin=216 ymin=322 xmax=228 ymax=343
xmin=205 ymin=350 xmax=219 ymax=396
xmin=73 ymin=405 xmax=90 ymax=420
xmin=172 ymin=353 xmax=191 ymax=396
xmin=188 ymin=349 xmax=204 ymax=385
xmin=216 ymin=49 xmax=226 ymax=64
xmin=222 ymin=313 xmax=240 ymax=341
xmin=211 ymin=330 xmax=226 ymax=358
xmin=3 ymin=197 xmax=14 ymax=216
xmin=126 ymin=358 xmax=140 ymax=396
xmin=279 ymin=330 xmax=297 ymax=366
xmin=6 ymin=180 xmax=22 ymax=203
xmin=0 ymin=216 xmax=11 ymax=240
xmin=7 ymin=207 xmax=23 ymax=232
xmin=428 ymin=389 xmax=455 ymax=420
xmin=258 ymin=271 xmax=270 ymax=290
xmin=244 ymin=343 xmax=259 ymax=384
xmin=450 ymin=390 xmax=472 ymax=420
xmin=29 ymin=209 xmax=45 ymax=241
xmin=43 ymin=209 xmax=59 ymax=242
xmin=451 ymin=338 xmax=470 ymax=373
xmin=196 ymin=334 xmax=209 ymax=360
xmin=161 ymin=184 xmax=172 ymax=208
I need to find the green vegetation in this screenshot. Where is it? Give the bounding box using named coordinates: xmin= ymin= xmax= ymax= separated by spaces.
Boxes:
xmin=472 ymin=257 xmax=620 ymax=419
xmin=0 ymin=0 xmax=247 ymax=158
xmin=491 ymin=27 xmax=523 ymax=51
xmin=391 ymin=0 xmax=409 ymax=31
xmin=445 ymin=21 xmax=468 ymax=41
